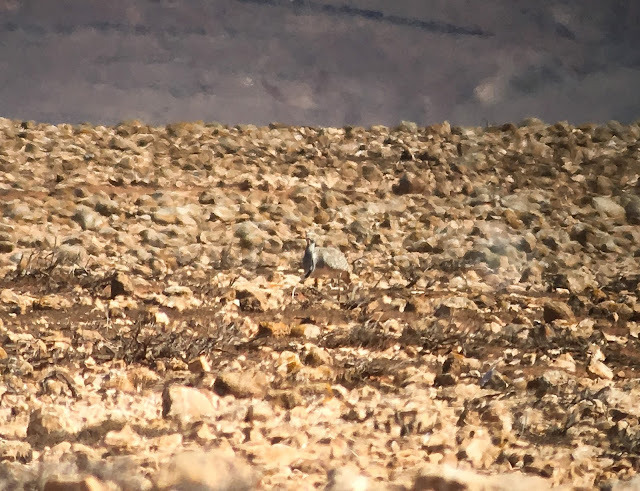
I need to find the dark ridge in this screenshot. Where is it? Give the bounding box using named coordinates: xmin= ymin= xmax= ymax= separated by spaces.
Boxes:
xmin=235 ymin=0 xmax=493 ymax=37
xmin=0 ymin=21 xmax=210 ymax=36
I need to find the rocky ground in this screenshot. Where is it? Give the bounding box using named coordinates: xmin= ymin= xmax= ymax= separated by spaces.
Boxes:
xmin=0 ymin=116 xmax=639 ymax=490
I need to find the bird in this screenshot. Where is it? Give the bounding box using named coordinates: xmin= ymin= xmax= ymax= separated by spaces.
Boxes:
xmin=303 ymin=235 xmax=351 ymax=282
xmin=293 ymin=234 xmax=351 ymax=300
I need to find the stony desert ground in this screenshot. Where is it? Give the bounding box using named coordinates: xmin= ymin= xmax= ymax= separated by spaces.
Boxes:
xmin=0 ymin=117 xmax=639 ymax=490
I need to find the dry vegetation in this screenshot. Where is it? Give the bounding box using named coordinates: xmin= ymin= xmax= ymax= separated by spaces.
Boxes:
xmin=0 ymin=117 xmax=639 ymax=489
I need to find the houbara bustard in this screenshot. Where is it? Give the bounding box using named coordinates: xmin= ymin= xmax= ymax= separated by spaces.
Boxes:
xmin=292 ymin=234 xmax=352 ymax=301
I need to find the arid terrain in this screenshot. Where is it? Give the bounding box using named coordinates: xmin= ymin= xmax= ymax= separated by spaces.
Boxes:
xmin=0 ymin=117 xmax=639 ymax=489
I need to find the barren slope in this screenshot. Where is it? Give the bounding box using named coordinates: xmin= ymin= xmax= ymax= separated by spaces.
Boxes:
xmin=0 ymin=117 xmax=639 ymax=489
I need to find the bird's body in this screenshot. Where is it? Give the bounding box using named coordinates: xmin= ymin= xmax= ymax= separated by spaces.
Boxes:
xmin=302 ymin=237 xmax=351 ymax=283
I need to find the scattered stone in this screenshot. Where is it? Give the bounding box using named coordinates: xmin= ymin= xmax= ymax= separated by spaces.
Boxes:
xmin=587 ymin=344 xmax=614 ymax=380
xmin=72 ymin=205 xmax=104 ymax=231
xmin=503 ymin=208 xmax=524 ymax=229
xmin=0 ymin=240 xmax=14 ymax=253
xmin=624 ymin=197 xmax=640 ymax=224
xmin=565 ymin=268 xmax=598 ymax=294
xmin=434 ymin=373 xmax=457 ymax=387
xmin=236 ymin=288 xmax=268 ymax=312
xmin=85 ymin=193 xmax=120 ymax=216
xmin=43 ymin=476 xmax=110 ymax=491
xmin=152 ymin=206 xmax=179 ymax=225
xmin=543 ymin=300 xmax=575 ymax=323
xmin=110 ymin=271 xmax=134 ymax=297
xmin=198 ymin=189 xmax=218 ymax=204
xmin=234 ymin=221 xmax=264 ymax=248
xmin=392 ymin=172 xmax=426 ymax=195
xmin=153 ymin=450 xmax=257 ymax=490
xmin=33 ymin=294 xmax=72 ymax=310
xmin=588 ymin=358 xmax=614 ymax=380
xmin=213 ymin=371 xmax=267 ymax=398
xmin=325 ymin=465 xmax=371 ymax=491
xmin=361 ymin=163 xmax=383 ymax=183
xmin=127 ymin=366 xmax=160 ymax=389
xmin=208 ymin=205 xmax=237 ymax=222
xmin=26 ymin=407 xmax=82 ymax=444
xmin=303 ymin=345 xmax=333 ymax=367
xmin=162 ymin=385 xmax=218 ymax=423
xmin=592 ymin=196 xmax=626 ymax=220
xmin=411 ymin=464 xmax=551 ymax=491
xmin=291 ymin=323 xmax=322 ymax=339
xmin=257 ymin=321 xmax=291 ymax=337
xmin=188 ymin=356 xmax=211 ymax=374
xmin=0 ymin=439 xmax=32 ymax=463
xmin=607 ymin=475 xmax=640 ymax=491
xmin=595 ymin=175 xmax=614 ymax=195
xmin=3 ymin=200 xmax=33 ymax=220
xmin=140 ymin=228 xmax=168 ymax=248
xmin=1 ymin=288 xmax=34 ymax=313
xmin=104 ymin=424 xmax=142 ymax=450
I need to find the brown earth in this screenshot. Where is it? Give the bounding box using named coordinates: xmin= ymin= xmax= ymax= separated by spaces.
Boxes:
xmin=0 ymin=117 xmax=640 ymax=489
